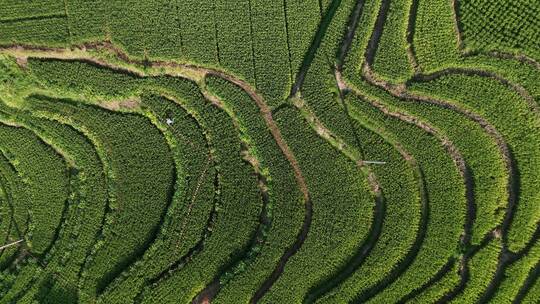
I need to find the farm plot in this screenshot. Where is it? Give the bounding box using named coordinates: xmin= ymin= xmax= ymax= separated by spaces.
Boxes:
xmin=0 ymin=1 xmax=539 ymax=303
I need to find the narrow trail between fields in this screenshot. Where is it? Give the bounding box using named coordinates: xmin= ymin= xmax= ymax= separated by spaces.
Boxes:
xmin=1 ymin=0 xmax=539 ymax=298
xmin=408 ymin=68 xmax=540 ymax=115
xmin=344 ymin=81 xmax=469 ymax=302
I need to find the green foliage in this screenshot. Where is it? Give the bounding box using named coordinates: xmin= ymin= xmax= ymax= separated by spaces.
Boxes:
xmin=214 ymin=0 xmax=255 ymax=84
xmin=205 ymin=76 xmax=305 ymax=303
xmin=0 ymin=123 xmax=69 ymax=255
xmin=0 ymin=16 xmax=69 ymax=47
xmin=0 ymin=109 xmax=108 ymax=302
xmin=459 ymin=0 xmax=540 ymax=60
xmin=97 ymin=93 xmax=216 ymax=304
xmin=452 ymin=239 xmax=501 ymax=303
xmin=23 ymin=96 xmax=175 ymax=300
xmin=345 ymin=88 xmax=466 ymax=303
xmin=373 ymin=0 xmax=414 ymax=81
xmin=492 ymin=239 xmax=540 ymax=302
xmin=137 ymin=84 xmax=262 ymax=304
xmin=380 ymin=97 xmax=508 ymax=244
xmin=250 ymin=0 xmax=292 ymax=107
xmin=409 ymin=74 xmax=540 ymax=252
xmin=0 ymin=0 xmax=64 ymax=20
xmin=259 ymin=106 xmax=373 ymax=303
xmin=413 ymin=0 xmax=461 ymax=71
xmin=317 ymin=119 xmax=421 ymax=303
xmin=0 ymin=1 xmax=539 ymax=302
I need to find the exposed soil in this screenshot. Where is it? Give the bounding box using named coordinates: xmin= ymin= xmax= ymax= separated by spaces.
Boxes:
xmin=15 ymin=56 xmax=27 ymax=69
xmin=99 ymin=98 xmax=141 ymax=111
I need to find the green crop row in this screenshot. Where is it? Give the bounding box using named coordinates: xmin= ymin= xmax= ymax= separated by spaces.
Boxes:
xmin=0 ymin=261 xmax=41 ymax=303
xmin=97 ymin=93 xmax=217 ymax=303
xmin=411 ymin=0 xmax=460 ymax=72
xmin=0 ymin=151 xmax=27 ymax=237
xmin=214 ymin=0 xmax=255 ymax=84
xmin=25 ymin=58 xmax=223 ymax=303
xmin=523 ymin=278 xmax=540 ymax=304
xmin=63 ymin=0 xmax=106 ymax=43
xmin=491 ymin=238 xmax=540 ymax=302
xmin=316 ymin=117 xmax=422 ymax=303
xmin=341 ymin=0 xmax=381 ymax=78
xmin=372 ymin=0 xmax=415 ymax=81
xmin=28 ymin=59 xmax=144 ymax=99
xmin=460 ymin=55 xmax=540 ymax=105
xmin=344 ymin=88 xmax=466 ymax=303
xmin=0 ymin=16 xmax=69 ymax=47
xmin=0 ymin=121 xmax=69 ymax=255
xmin=135 ymin=83 xmax=263 ymax=304
xmin=299 ymin=0 xmax=379 ymax=144
xmin=106 ymin=1 xmax=182 ymax=60
xmin=458 ymin=0 xmax=540 ymax=61
xmin=257 ymin=106 xmax=373 ymax=304
xmin=0 ymin=0 xmax=63 ymax=21
xmin=0 ymin=153 xmax=28 ymax=270
xmin=300 ymin=54 xmax=356 ymax=144
xmin=320 ymin=0 xmax=357 ymax=60
xmin=204 ymin=76 xmax=305 ymax=303
xmin=250 ymin=0 xmax=291 ymax=107
xmin=284 ymin=0 xmax=321 ymax=79
xmin=409 ymin=263 xmax=461 ymax=302
xmin=0 ymin=107 xmax=109 ymax=303
xmin=176 ymin=0 xmax=219 ymax=65
xmin=0 ymin=182 xmax=11 ymax=262
xmin=451 ymin=239 xmax=501 ymax=303
xmin=378 ymin=95 xmax=508 ymax=244
xmin=409 ymin=74 xmax=540 ymax=252
xmin=22 ymin=96 xmax=175 ymax=301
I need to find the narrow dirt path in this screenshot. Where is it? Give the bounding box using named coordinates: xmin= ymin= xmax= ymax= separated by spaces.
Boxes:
xmin=486 ymin=51 xmax=540 ymax=70
xmin=358 ymin=65 xmax=519 ymax=302
xmin=300 ymin=90 xmax=433 ymax=303
xmin=361 ymin=19 xmax=532 ymax=295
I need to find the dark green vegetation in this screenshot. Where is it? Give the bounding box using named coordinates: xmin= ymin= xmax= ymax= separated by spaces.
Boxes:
xmin=0 ymin=0 xmax=539 ymax=303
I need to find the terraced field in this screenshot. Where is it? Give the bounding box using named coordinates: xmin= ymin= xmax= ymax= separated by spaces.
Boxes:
xmin=0 ymin=0 xmax=538 ymax=303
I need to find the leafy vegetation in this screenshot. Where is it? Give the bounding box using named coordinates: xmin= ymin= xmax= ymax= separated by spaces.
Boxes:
xmin=0 ymin=1 xmax=538 ymax=303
